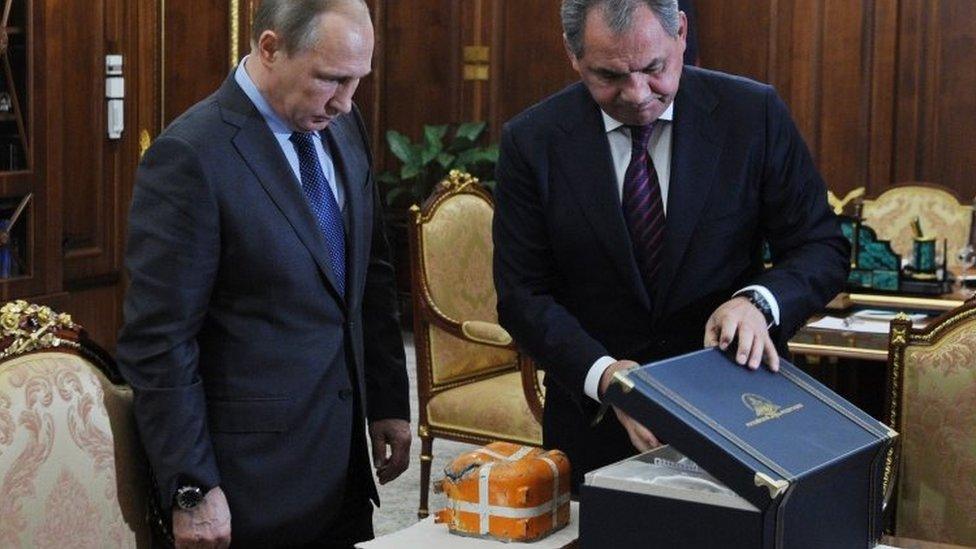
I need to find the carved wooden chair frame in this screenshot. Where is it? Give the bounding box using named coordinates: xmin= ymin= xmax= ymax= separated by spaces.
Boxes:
xmin=884 ymin=298 xmax=976 ymax=536
xmin=408 ymin=170 xmax=544 ymax=518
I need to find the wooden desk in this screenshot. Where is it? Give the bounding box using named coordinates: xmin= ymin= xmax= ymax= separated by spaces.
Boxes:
xmin=788 ymin=290 xmax=973 ymax=362
xmin=828 ymin=291 xmax=969 ymax=313
xmin=789 ymin=324 xmax=890 ymax=361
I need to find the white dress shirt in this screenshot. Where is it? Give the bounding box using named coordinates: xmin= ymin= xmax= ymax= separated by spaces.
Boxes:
xmin=583 ymin=103 xmax=781 ymax=403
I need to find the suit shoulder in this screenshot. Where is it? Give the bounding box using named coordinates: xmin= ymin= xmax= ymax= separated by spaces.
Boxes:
xmin=684 ymin=66 xmax=775 ymax=104
xmin=156 ymin=92 xmax=229 ymax=147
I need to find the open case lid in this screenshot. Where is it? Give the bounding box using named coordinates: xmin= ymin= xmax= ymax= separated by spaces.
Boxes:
xmin=603 ymin=348 xmax=898 ymax=510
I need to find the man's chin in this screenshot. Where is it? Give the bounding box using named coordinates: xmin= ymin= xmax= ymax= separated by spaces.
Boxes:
xmin=611 ymin=106 xmax=664 ymax=126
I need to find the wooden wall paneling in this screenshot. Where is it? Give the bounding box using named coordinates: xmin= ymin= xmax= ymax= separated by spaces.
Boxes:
xmin=378 ymin=0 xmax=461 ymax=163
xmin=59 ymin=0 xmax=115 ymax=281
xmin=134 ymin=0 xmax=160 ymax=171
xmin=893 ymin=0 xmax=930 ymax=189
xmin=928 ymin=0 xmax=976 ymax=199
xmin=358 ymin=0 xmax=381 ymax=162
xmin=58 ymin=0 xmax=150 ymax=343
xmin=62 ymin=283 xmax=121 ymax=352
xmin=162 ymin=0 xmax=230 ymax=127
xmin=866 ymin=0 xmax=898 ymax=195
xmin=34 ymin=0 xmax=59 ymax=298
xmin=698 ymin=0 xmax=898 ymax=198
xmin=892 ymin=0 xmax=976 ymax=196
xmin=458 ymin=0 xmax=491 ymax=126
xmin=815 ymin=0 xmax=869 ymax=196
xmin=695 ymin=0 xmax=772 ymax=83
xmin=488 ymin=0 xmax=577 ymax=139
xmin=783 ymin=0 xmax=824 ymax=163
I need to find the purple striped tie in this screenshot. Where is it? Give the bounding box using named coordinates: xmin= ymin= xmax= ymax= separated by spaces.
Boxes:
xmin=622 ymin=123 xmax=665 ymax=294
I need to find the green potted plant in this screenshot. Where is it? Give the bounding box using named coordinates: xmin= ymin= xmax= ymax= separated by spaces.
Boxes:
xmin=378 ymin=121 xmax=499 ymax=209
xmin=377 ymin=121 xmax=499 ymax=325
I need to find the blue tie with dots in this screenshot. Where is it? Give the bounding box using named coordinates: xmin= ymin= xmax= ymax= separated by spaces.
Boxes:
xmin=289 ymin=131 xmax=346 ymax=296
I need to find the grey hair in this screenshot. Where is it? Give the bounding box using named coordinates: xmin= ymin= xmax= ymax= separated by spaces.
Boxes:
xmin=561 ymin=0 xmax=680 ymax=58
xmin=251 ymin=0 xmax=369 ymax=54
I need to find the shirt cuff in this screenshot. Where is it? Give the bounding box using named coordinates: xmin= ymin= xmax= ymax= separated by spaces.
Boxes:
xmin=584 ymin=356 xmax=617 ymax=403
xmin=735 ymin=285 xmax=780 ymax=326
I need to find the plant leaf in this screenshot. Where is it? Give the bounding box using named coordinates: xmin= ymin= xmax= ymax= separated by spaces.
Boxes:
xmin=436 ymin=152 xmax=455 ymax=169
xmin=481 ymin=144 xmax=500 ymax=163
xmin=454 ymin=148 xmax=480 ymax=167
xmin=446 ymin=135 xmax=475 ymax=154
xmin=455 ymin=121 xmax=487 ymax=143
xmin=423 ymin=125 xmax=449 ymax=151
xmin=386 ymin=131 xmax=415 ymax=164
xmin=401 ymin=164 xmax=421 ymax=180
xmin=420 ymin=146 xmax=439 ymax=165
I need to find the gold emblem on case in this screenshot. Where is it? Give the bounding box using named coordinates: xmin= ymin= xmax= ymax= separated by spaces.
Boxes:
xmin=742 ymin=393 xmax=804 ymax=427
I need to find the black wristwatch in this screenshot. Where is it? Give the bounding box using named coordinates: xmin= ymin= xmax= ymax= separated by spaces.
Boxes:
xmin=742 ymin=290 xmax=775 ymax=327
xmin=174 ymin=485 xmax=205 ymax=510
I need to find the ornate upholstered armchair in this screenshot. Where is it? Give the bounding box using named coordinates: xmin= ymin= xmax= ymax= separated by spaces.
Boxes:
xmin=409 ymin=170 xmax=544 ymax=518
xmin=0 ymin=301 xmax=150 ymax=547
xmin=862 ymin=183 xmax=973 ymax=271
xmin=885 ymin=301 xmax=976 ymax=546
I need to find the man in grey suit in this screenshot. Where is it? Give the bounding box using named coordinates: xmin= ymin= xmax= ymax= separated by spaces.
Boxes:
xmin=117 ymin=1 xmax=410 ymax=547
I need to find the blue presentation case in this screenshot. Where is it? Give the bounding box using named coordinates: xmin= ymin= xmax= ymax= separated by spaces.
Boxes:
xmin=579 ymin=348 xmax=898 ymax=549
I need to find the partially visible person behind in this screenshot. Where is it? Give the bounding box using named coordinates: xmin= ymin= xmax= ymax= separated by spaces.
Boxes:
xmin=117 ymin=1 xmax=410 ymax=547
xmin=493 ymin=0 xmax=849 ymax=490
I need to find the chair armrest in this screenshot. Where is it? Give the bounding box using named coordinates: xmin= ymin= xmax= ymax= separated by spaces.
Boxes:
xmin=519 ymin=355 xmax=545 ymax=425
xmin=455 ymin=319 xmax=544 ymax=424
xmin=460 ymin=320 xmax=514 ymax=347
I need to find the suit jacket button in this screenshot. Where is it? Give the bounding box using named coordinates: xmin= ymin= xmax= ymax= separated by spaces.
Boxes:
xmin=338 ymin=388 xmax=353 ymax=400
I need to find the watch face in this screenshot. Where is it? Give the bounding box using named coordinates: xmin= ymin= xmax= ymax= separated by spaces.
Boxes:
xmin=176 ymin=486 xmax=204 ymax=510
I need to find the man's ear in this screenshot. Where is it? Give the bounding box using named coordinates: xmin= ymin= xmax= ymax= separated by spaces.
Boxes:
xmin=677 ymin=10 xmax=688 ymax=47
xmin=256 ymin=30 xmax=281 ymax=65
xmin=564 ymin=33 xmax=581 ymax=73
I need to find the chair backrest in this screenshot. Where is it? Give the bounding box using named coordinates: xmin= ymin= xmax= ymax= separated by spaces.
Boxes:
xmin=409 ymin=171 xmax=517 ymax=388
xmin=886 ymin=303 xmax=976 ymax=546
xmin=0 ymin=301 xmax=149 ymax=547
xmin=862 ymin=183 xmax=973 ymax=271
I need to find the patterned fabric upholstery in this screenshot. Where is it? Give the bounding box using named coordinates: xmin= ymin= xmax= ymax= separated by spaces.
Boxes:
xmin=890 ymin=314 xmax=976 ymax=545
xmin=411 ymin=172 xmax=545 ymax=518
xmin=428 ymin=326 xmax=516 ymax=385
xmin=0 ymin=352 xmax=150 ymax=548
xmin=421 ymin=192 xmax=514 ymax=384
xmin=427 ymin=371 xmax=543 ymax=445
xmin=862 ymin=185 xmax=972 ymax=271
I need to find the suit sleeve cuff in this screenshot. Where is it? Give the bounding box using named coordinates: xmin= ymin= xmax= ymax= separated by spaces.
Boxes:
xmin=584 ymin=356 xmax=617 ymax=403
xmin=735 ymin=284 xmax=781 ymax=326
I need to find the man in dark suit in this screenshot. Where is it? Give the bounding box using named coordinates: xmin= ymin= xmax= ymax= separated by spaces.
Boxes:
xmin=117 ymin=1 xmax=410 ymax=546
xmin=493 ymin=0 xmax=849 ymax=490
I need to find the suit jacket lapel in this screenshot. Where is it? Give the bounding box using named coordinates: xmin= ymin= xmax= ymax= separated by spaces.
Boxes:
xmin=652 ymin=70 xmax=723 ymax=318
xmin=218 ymin=76 xmax=347 ymax=306
xmin=322 ymin=120 xmax=367 ymax=311
xmin=555 ymin=85 xmax=652 ymax=311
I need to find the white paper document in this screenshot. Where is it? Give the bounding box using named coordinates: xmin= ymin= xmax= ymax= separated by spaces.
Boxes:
xmin=807 ymin=310 xmax=929 ymax=334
